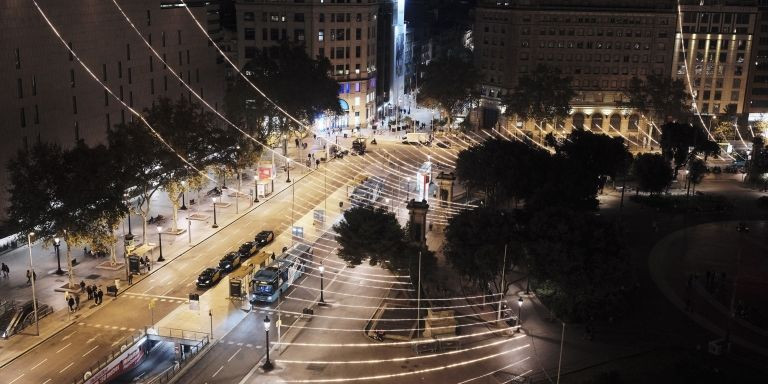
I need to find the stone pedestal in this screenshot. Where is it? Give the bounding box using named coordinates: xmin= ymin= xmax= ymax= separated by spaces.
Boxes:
xmin=435 ymin=172 xmax=456 ymax=208
xmin=406 ymin=199 xmax=429 ymax=246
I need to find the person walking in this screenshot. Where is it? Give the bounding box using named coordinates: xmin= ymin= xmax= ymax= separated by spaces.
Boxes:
xmin=97 ymin=288 xmax=104 ymax=305
xmin=86 ymin=285 xmax=93 ymax=300
xmin=79 ymin=280 xmax=86 ymax=293
xmin=91 ymin=284 xmax=98 ymax=301
xmin=145 ymin=256 xmax=151 ymax=271
xmin=128 ymin=273 xmax=134 ymax=285
xmin=1 ymin=263 xmax=8 ymax=278
xmin=315 ymin=159 xmax=320 ymax=169
xmin=26 ymin=270 xmax=32 ymax=285
xmin=67 ymin=295 xmax=75 ymax=312
xmin=74 ymin=293 xmax=80 ymax=310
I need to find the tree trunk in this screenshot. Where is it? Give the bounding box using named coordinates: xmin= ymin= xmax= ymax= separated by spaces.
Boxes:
xmin=170 ymin=192 xmax=180 ymax=232
xmin=65 ymin=238 xmax=74 ymax=288
xmin=110 ymin=227 xmax=118 ymax=266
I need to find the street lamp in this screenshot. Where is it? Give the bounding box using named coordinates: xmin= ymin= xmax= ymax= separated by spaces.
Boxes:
xmin=262 ymin=315 xmax=274 ymax=371
xmin=286 ymin=159 xmax=292 ymax=183
xmin=212 ymin=197 xmax=219 ymax=228
xmin=180 ymin=181 xmax=188 ymax=210
xmin=28 ymin=232 xmax=39 ymax=336
xmin=53 ymin=237 xmax=64 ymax=275
xmin=156 ymin=226 xmax=165 ymax=262
xmin=253 ymin=175 xmax=259 ymax=203
xmin=516 ymin=297 xmax=524 ymax=333
xmin=319 ymin=264 xmax=326 ymax=305
xmin=124 ymin=194 xmax=133 ymax=237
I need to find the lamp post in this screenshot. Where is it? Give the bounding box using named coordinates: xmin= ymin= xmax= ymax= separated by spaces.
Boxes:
xmin=180 ymin=181 xmax=187 ymax=210
xmin=125 ymin=195 xmax=133 ymax=237
xmin=319 ymin=264 xmax=326 ymax=304
xmin=516 ymin=297 xmax=524 ymax=332
xmin=156 ymin=226 xmax=165 ymax=262
xmin=286 ymin=159 xmax=292 ymax=183
xmin=254 ymin=175 xmax=259 ymax=203
xmin=262 ymin=315 xmax=274 ymax=371
xmin=212 ymin=197 xmax=219 ymax=228
xmin=53 ymin=237 xmax=64 ymax=275
xmin=28 ymin=232 xmax=39 ymax=336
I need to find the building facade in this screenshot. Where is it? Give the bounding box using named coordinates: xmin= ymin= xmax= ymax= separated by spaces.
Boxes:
xmin=746 ymin=1 xmax=768 ymax=116
xmin=235 ymin=0 xmax=381 ymax=130
xmin=474 ymin=0 xmax=677 ymax=147
xmin=674 ymin=1 xmax=758 ymax=116
xmin=0 ymin=0 xmax=225 ymax=225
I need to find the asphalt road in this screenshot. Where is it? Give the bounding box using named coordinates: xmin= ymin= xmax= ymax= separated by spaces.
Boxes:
xmin=0 ymin=138 xmax=463 ymax=384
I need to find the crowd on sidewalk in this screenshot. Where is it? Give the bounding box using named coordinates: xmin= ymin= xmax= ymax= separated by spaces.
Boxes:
xmin=64 ymin=281 xmax=105 ymax=313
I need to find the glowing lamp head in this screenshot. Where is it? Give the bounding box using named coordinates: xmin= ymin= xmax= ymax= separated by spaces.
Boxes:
xmin=518 ymin=297 xmax=524 ymax=307
xmin=319 ymin=265 xmax=325 ymax=273
xmin=264 ymin=315 xmax=271 ymax=329
xmin=157 ymin=226 xmax=163 ymax=233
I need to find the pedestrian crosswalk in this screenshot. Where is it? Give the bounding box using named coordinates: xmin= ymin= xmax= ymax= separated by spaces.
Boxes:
xmin=123 ymin=292 xmax=187 ymax=304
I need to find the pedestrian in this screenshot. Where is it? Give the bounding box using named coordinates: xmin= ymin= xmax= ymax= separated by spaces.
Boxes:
xmin=315 ymin=159 xmax=320 ymax=169
xmin=92 ymin=284 xmax=98 ymax=301
xmin=26 ymin=270 xmax=32 ymax=285
xmin=295 ymin=138 xmax=299 ymax=147
xmin=313 ymin=133 xmax=317 ymax=140
xmin=33 ymin=270 xmax=36 ymax=281
xmin=1 ymin=263 xmax=7 ymax=278
xmin=79 ymin=280 xmax=86 ymax=293
xmin=128 ymin=273 xmax=134 ymax=285
xmin=86 ymin=285 xmax=93 ymax=300
xmin=97 ymin=288 xmax=104 ymax=305
xmin=74 ymin=293 xmax=80 ymax=310
xmin=68 ymin=295 xmax=75 ymax=312
xmin=145 ymin=256 xmax=151 ymax=271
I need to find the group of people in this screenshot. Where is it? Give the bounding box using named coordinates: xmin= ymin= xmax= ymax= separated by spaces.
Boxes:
xmin=26 ymin=269 xmax=37 ymax=285
xmin=82 ymin=280 xmax=105 ymax=305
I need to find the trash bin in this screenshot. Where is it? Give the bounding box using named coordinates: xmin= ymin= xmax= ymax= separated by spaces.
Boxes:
xmin=107 ymin=285 xmax=118 ymax=296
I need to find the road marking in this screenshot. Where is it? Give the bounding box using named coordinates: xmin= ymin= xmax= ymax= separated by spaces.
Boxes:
xmin=61 ymin=331 xmax=77 ymax=340
xmin=8 ymin=374 xmax=24 ymax=384
xmin=59 ymin=362 xmax=74 ymax=373
xmin=112 ymin=340 xmax=121 ymax=346
xmin=227 ymin=348 xmax=242 ymax=362
xmin=56 ymin=343 xmax=71 ymax=353
xmin=31 ymin=358 xmax=47 ymax=370
xmin=82 ymin=346 xmax=99 ymax=357
xmin=87 ymin=335 xmax=98 ymax=344
xmin=42 ymin=379 xmax=51 ymax=384
xmin=212 ymin=365 xmax=224 ymax=377
xmin=126 ymin=292 xmax=187 ymax=301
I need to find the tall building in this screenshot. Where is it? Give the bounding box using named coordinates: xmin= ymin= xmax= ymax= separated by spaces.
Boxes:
xmin=746 ymin=1 xmax=768 ymax=117
xmin=474 ymin=0 xmax=677 ymax=147
xmin=0 ymin=0 xmax=225 ymax=227
xmin=235 ymin=0 xmax=381 ymax=130
xmin=674 ymin=0 xmax=758 ymax=117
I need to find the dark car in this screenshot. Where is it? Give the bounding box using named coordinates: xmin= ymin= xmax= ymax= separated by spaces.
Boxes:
xmin=219 ymin=252 xmax=242 ymax=272
xmin=238 ymin=241 xmax=258 ymax=258
xmin=434 ymin=140 xmax=452 ymax=148
xmin=736 ymin=222 xmax=750 ymax=233
xmin=196 ymin=268 xmax=222 ymax=288
xmin=255 ymin=230 xmax=275 ymax=248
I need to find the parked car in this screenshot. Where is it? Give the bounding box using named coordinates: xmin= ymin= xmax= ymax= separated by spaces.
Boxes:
xmin=238 ymin=241 xmax=258 ymax=258
xmin=219 ymin=252 xmax=242 ymax=272
xmin=736 ymin=222 xmax=750 ymax=232
xmin=196 ymin=268 xmax=222 ymax=288
xmin=255 ymin=230 xmax=275 ymax=248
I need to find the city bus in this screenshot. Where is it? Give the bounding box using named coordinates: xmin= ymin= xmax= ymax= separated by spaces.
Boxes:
xmin=249 ymin=244 xmax=313 ymax=303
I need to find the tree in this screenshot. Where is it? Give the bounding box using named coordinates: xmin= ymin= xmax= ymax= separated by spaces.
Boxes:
xmin=660 ymin=121 xmax=720 ymax=177
xmin=444 ymin=208 xmax=523 ymax=295
xmin=746 ymin=136 xmax=768 ymax=187
xmin=619 ymin=74 xmax=692 ymax=124
xmin=236 ymin=42 xmax=342 ymax=144
xmin=333 ymin=206 xmax=404 ymax=267
xmin=455 ymin=138 xmax=549 ymax=207
xmin=6 ymin=141 xmax=127 ymax=287
xmin=503 ymin=64 xmax=575 ymax=130
xmin=526 ymin=209 xmax=631 ymax=321
xmin=632 ymin=153 xmax=673 ymax=195
xmin=527 ymin=156 xmax=602 ymax=212
xmin=417 ymin=51 xmax=479 ymax=130
xmin=547 ymin=129 xmax=633 ymax=185
xmin=686 ymin=158 xmax=707 ymax=195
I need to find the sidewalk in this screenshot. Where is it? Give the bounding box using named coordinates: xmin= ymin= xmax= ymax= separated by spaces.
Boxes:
xmin=0 ymin=143 xmax=314 ymax=367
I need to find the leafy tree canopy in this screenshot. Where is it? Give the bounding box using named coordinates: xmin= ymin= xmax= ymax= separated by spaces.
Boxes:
xmin=417 ymin=50 xmax=479 ymax=127
xmin=333 ymin=206 xmax=404 ymax=267
xmin=444 ymin=207 xmax=523 ymax=294
xmin=503 ymin=64 xmax=575 ymax=125
xmin=547 ymin=128 xmax=632 ymax=179
xmin=619 ymin=74 xmax=691 ymax=123
xmin=632 ymin=153 xmax=673 ymax=194
xmin=660 ymin=121 xmax=720 ymax=175
xmin=526 ymin=208 xmax=631 ymax=321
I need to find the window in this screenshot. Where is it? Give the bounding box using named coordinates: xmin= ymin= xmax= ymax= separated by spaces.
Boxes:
xmin=68 ymin=42 xmax=73 ymax=61
xmin=356 ymin=13 xmax=362 ymax=22
xmin=72 ymin=96 xmax=78 ymax=114
xmin=149 ymin=56 xmax=154 ymax=72
xmin=318 ymin=47 xmax=324 ymax=57
xmin=318 ymin=30 xmax=324 ymax=41
xmin=245 ymin=47 xmax=257 ymax=59
xmin=162 ymin=31 xmax=166 ymax=47
xmin=147 ymin=10 xmax=151 ymax=25
xmin=335 ymin=47 xmax=344 ymax=58
xmin=271 ymin=28 xmax=279 ymax=40
xmin=14 ymin=48 xmax=21 ymax=69
xmin=104 ymin=90 xmax=109 ymax=106
xmin=20 ymin=108 xmax=26 ymax=128
xmin=270 ymin=13 xmax=279 ymax=22
xmin=263 ymin=28 xmax=268 ymax=40
xmin=245 ymin=28 xmax=256 ymax=40
xmin=17 ymin=78 xmax=23 ymax=98
xmin=118 ymin=61 xmax=122 ymax=78
xmin=164 ymin=75 xmax=168 ymax=91
xmin=356 ymin=28 xmax=361 ymax=40
xmin=178 ymin=51 xmax=183 ymax=65
xmin=70 ymin=69 xmax=76 ymax=87
xmin=177 ymin=30 xmax=182 ymax=44
xmin=295 ymin=29 xmax=305 ymax=42
xmin=355 ymin=45 xmax=361 ymax=58
xmin=294 ymin=13 xmax=304 ymax=22
xmin=34 ymin=105 xmax=39 ymax=124
xmin=319 ymin=13 xmax=324 ymax=22
xmin=32 ymin=76 xmax=36 ymax=96
xmin=244 ymin=12 xmax=255 ymax=21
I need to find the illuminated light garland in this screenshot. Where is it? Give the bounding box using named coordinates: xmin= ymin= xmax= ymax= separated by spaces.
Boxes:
xmin=281 ymin=351 xmax=530 ymax=383
xmin=281 ymin=292 xmax=508 ymax=312
xmin=275 ymin=340 xmax=529 ymax=365
xmin=458 ymin=367 xmax=533 ymax=384
xmin=263 ymin=307 xmax=514 ymax=325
